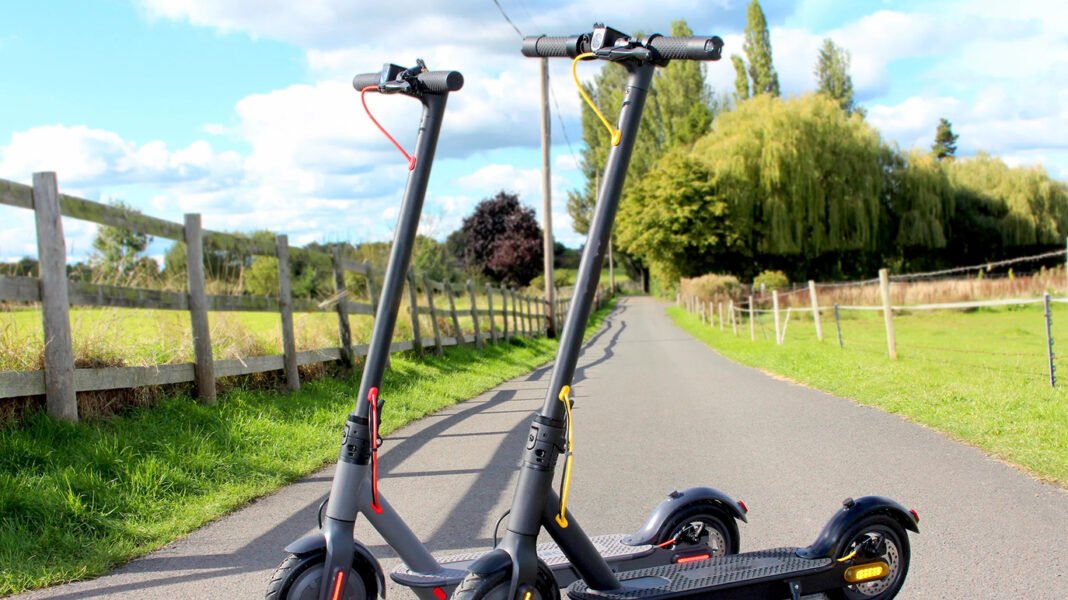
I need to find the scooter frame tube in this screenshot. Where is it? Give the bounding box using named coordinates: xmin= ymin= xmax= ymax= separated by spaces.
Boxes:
xmin=473 ymin=58 xmax=657 ymax=597
xmin=318 ymin=84 xmax=451 ymax=600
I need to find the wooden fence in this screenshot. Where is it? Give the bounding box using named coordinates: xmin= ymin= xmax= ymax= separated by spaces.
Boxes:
xmin=0 ymin=173 xmax=593 ymax=421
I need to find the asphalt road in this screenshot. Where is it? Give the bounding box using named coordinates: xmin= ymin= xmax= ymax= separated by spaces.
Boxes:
xmin=16 ymin=296 xmax=1068 ymax=599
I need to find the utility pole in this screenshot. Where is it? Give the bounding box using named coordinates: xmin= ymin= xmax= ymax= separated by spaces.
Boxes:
xmin=540 ymin=57 xmax=556 ymax=337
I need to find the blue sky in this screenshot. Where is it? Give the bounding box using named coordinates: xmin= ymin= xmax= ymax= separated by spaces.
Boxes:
xmin=2 ymin=0 xmax=1066 ymax=263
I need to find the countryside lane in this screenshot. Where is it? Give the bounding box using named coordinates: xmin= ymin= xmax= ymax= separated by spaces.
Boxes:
xmin=16 ymin=296 xmax=1068 ymax=599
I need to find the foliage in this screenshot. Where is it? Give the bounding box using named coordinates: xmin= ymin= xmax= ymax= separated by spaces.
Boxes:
xmin=742 ymin=0 xmax=780 ymax=96
xmin=680 ymin=273 xmax=743 ymax=303
xmin=752 ymin=269 xmax=789 ymax=291
xmin=932 ymin=117 xmax=959 ymax=161
xmin=946 ymin=153 xmax=1068 ymax=248
xmin=453 ymin=191 xmax=544 ymax=287
xmin=814 ymin=38 xmax=855 ymax=114
xmin=89 ymin=201 xmax=153 ymax=285
xmin=731 ymin=54 xmax=750 ymax=104
xmin=617 ymin=148 xmax=738 ymax=282
xmin=880 ymin=149 xmax=955 ymax=253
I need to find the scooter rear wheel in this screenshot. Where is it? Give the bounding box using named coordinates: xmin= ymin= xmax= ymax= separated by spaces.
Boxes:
xmin=656 ymin=505 xmax=738 ymax=556
xmin=452 ymin=558 xmax=560 ymax=600
xmin=826 ymin=515 xmax=910 ymax=600
xmin=265 ymin=550 xmax=378 ymax=600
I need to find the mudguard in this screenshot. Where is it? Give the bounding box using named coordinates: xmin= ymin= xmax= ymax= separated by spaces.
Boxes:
xmin=283 ymin=532 xmax=387 ymax=598
xmin=464 ymin=548 xmax=513 ymax=576
xmin=621 ymin=487 xmax=748 ymax=546
xmin=797 ymin=495 xmax=920 ymax=560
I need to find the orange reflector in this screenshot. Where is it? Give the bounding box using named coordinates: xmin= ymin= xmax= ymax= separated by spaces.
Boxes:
xmin=433 ymin=587 xmax=447 ymax=600
xmin=675 ymin=553 xmax=711 ymax=564
xmin=844 ymin=561 xmax=890 ymax=584
xmin=331 ymin=569 xmax=346 ymax=600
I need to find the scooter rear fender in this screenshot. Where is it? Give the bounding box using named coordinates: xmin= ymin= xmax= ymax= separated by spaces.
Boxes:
xmin=797 ymin=495 xmax=920 ymax=560
xmin=621 ymin=486 xmax=748 ymax=546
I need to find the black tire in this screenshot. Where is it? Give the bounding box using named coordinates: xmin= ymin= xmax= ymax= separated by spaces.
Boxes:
xmin=265 ymin=550 xmax=378 ymax=600
xmin=656 ymin=505 xmax=739 ymax=556
xmin=825 ymin=515 xmax=910 ymax=600
xmin=452 ymin=559 xmax=560 ymax=600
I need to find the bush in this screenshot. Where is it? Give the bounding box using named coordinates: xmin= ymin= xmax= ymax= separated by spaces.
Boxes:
xmin=679 ymin=273 xmax=742 ymax=303
xmin=752 ymin=270 xmax=789 ymax=292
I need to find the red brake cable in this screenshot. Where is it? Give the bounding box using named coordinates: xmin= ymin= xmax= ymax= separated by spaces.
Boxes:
xmin=368 ymin=386 xmax=383 ymax=514
xmin=360 ymin=85 xmax=417 ymax=171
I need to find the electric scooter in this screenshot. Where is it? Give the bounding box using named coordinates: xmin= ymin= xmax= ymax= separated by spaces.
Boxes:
xmin=451 ymin=24 xmax=920 ymax=600
xmin=267 ymin=60 xmax=747 ymax=600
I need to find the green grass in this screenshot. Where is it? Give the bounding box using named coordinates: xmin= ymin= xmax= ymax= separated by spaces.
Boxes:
xmin=0 ymin=302 xmax=611 ymax=595
xmin=669 ymin=303 xmax=1068 ymax=487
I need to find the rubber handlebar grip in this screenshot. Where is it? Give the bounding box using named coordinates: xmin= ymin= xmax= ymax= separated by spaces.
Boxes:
xmin=352 ymin=72 xmax=381 ymax=91
xmin=415 ymin=70 xmax=464 ymax=93
xmin=647 ymin=35 xmax=724 ymax=61
xmin=522 ymin=35 xmax=579 ymax=58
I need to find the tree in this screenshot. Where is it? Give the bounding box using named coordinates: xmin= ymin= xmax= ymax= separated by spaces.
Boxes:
xmin=455 ymin=192 xmax=544 ymax=287
xmin=743 ymin=0 xmax=780 ymax=96
xmin=90 ymin=201 xmax=151 ymax=284
xmin=653 ymin=20 xmax=717 ymax=148
xmin=731 ymin=55 xmax=750 ymax=104
xmin=814 ymin=38 xmax=855 ymax=114
xmin=932 ymin=117 xmax=959 ymax=160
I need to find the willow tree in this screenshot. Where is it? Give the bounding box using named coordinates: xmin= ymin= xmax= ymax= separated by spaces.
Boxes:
xmin=947 ymin=153 xmax=1068 ymax=247
xmin=879 ymin=149 xmax=954 ymax=265
xmin=690 ymin=93 xmax=884 ymax=273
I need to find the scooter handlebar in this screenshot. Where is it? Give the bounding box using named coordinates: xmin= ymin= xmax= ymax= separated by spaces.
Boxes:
xmin=351 ymin=70 xmax=464 ymax=93
xmin=521 ymin=35 xmax=589 ymax=58
xmin=647 ymin=34 xmax=724 ymax=61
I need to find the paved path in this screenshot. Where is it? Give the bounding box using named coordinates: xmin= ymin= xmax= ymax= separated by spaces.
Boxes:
xmin=16 ymin=297 xmax=1068 ymax=599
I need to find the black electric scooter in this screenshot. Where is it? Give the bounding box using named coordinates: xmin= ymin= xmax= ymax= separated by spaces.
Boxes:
xmin=267 ymin=61 xmax=746 ymax=600
xmin=451 ymin=25 xmax=919 ymax=600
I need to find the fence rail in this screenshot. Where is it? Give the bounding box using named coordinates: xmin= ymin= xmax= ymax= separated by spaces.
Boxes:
xmin=0 ymin=173 xmax=585 ymax=418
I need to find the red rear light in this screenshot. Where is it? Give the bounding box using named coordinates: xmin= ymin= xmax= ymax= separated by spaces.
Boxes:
xmin=738 ymin=500 xmax=748 ymax=514
xmin=909 ymin=508 xmax=920 ymax=523
xmin=433 ymin=587 xmax=447 ymax=600
xmin=675 ymin=553 xmax=711 ymax=564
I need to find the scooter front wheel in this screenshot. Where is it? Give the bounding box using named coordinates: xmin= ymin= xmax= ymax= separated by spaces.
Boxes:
xmin=825 ymin=515 xmax=910 ymax=600
xmin=266 ymin=551 xmax=378 ymax=600
xmin=452 ymin=558 xmax=560 ymax=600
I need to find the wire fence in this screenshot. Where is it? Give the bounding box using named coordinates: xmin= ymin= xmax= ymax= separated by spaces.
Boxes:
xmin=677 ymin=248 xmax=1068 ymax=389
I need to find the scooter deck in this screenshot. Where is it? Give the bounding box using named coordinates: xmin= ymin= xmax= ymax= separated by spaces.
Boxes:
xmin=390 ymin=534 xmax=652 ymax=588
xmin=566 ymin=548 xmax=831 ymax=599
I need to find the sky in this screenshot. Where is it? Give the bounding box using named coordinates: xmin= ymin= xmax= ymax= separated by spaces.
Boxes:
xmin=1 ymin=0 xmax=1066 ymax=264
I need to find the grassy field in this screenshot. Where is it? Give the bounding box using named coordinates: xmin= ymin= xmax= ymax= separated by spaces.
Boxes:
xmin=669 ymin=303 xmax=1068 ymax=487
xmin=0 ymin=302 xmax=612 ymax=595
xmin=0 ymin=288 xmax=548 ymax=372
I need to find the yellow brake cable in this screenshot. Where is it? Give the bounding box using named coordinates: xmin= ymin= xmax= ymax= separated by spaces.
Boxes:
xmin=555 ymin=384 xmax=575 ymax=527
xmin=572 ymin=53 xmax=621 ymax=146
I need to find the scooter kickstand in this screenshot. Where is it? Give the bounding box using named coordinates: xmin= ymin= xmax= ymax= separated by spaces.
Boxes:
xmin=787 ymin=579 xmax=802 ymax=600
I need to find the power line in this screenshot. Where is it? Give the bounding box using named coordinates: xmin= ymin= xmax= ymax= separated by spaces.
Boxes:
xmin=488 ymin=0 xmax=581 ymax=170
xmin=490 ymin=0 xmax=523 ymax=38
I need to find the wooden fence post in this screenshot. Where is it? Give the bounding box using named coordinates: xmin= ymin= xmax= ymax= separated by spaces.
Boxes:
xmin=446 ymin=282 xmax=463 ymax=344
xmin=500 ymin=286 xmax=510 ymax=339
xmin=772 ymin=290 xmax=782 ymax=346
xmin=834 ymin=304 xmax=844 ymax=348
xmin=1044 ymin=292 xmax=1056 ymax=388
xmin=33 ymin=172 xmax=78 ymax=421
xmin=809 ymin=280 xmax=824 ymax=342
xmin=527 ymin=295 xmax=535 ymax=335
xmin=719 ymin=302 xmax=725 ymax=331
xmin=331 ymin=248 xmax=353 ymax=369
xmin=406 ymin=268 xmax=423 ymax=354
xmin=510 ymin=288 xmax=520 ymax=336
xmin=730 ymin=301 xmax=738 ymax=336
xmin=423 ymin=274 xmax=443 ymax=355
xmin=748 ymin=295 xmax=755 ymax=342
xmin=486 ymin=284 xmax=498 ymax=343
xmin=879 ymin=268 xmax=897 ymax=359
xmin=364 ymin=260 xmax=379 ymax=317
xmin=184 ymin=213 xmax=216 ymax=403
xmin=466 ymin=280 xmax=483 ymax=348
xmin=275 ymin=234 xmax=299 ymax=391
